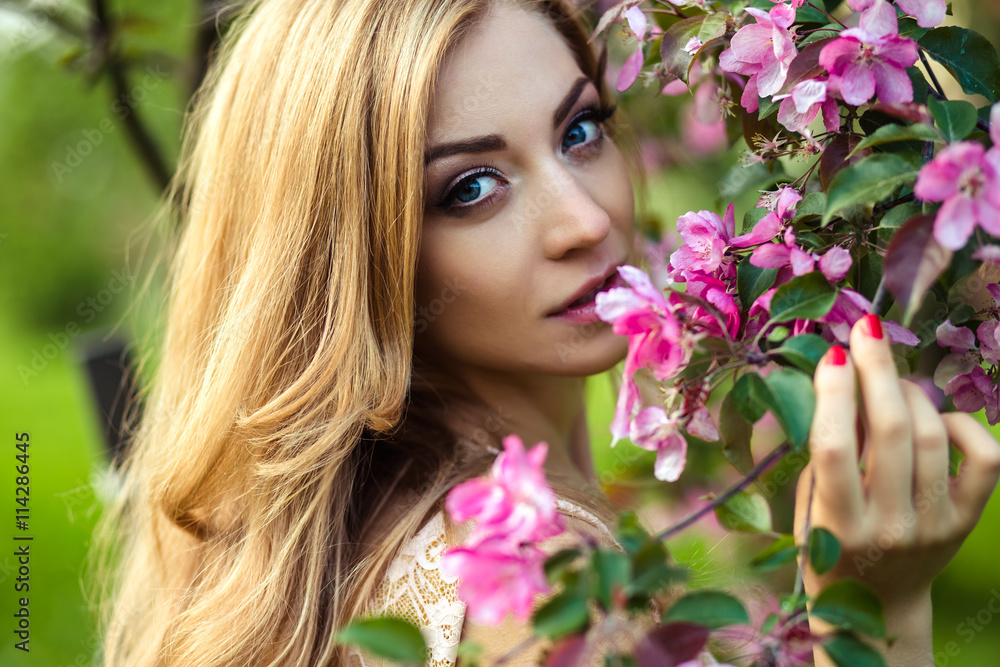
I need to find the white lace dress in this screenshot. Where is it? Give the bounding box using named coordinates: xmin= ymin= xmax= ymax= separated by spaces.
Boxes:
xmin=344 ymin=499 xmax=617 ymax=667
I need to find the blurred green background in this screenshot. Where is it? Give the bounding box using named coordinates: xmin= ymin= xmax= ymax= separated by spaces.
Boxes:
xmin=1 ymin=1 xmax=999 ymax=665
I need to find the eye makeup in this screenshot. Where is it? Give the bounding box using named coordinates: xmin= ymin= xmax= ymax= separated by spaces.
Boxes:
xmin=431 ymin=101 xmax=617 ymax=216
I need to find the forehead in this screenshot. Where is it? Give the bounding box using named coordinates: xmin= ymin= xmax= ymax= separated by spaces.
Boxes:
xmin=427 ymin=4 xmax=586 ymax=144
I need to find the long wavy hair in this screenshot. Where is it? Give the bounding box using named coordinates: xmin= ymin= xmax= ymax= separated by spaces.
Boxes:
xmin=89 ymin=0 xmax=644 ymax=664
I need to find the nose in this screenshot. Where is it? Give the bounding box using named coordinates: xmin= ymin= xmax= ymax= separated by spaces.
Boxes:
xmin=530 ymin=164 xmax=612 ymax=259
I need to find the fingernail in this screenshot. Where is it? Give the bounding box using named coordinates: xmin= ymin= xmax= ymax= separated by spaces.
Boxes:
xmin=861 ymin=313 xmax=883 ymax=340
xmin=826 ymin=344 xmax=847 ymax=366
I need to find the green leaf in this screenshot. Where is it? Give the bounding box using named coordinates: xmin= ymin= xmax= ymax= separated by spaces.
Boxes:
xmin=731 ymin=372 xmax=769 ymax=424
xmin=848 ymin=123 xmax=941 ymax=156
xmin=737 ymin=259 xmax=778 ymax=311
xmin=335 ymin=617 xmax=428 ymax=664
xmin=760 ymin=367 xmax=817 ymax=449
xmin=592 ymin=549 xmax=631 ymax=610
xmin=822 ymin=632 xmax=888 ymax=667
xmin=811 ymin=579 xmax=887 ymax=638
xmin=823 ymin=153 xmax=918 ymax=224
xmin=715 ymin=490 xmax=773 ymax=534
xmin=720 ymin=391 xmax=754 ymax=475
xmin=878 ymin=202 xmax=922 ymax=230
xmin=758 ymin=95 xmax=781 ymax=120
xmin=751 ymin=534 xmax=800 ymax=571
xmin=808 ymin=527 xmax=842 ymax=576
xmin=919 ymin=27 xmax=1000 ymax=102
xmin=769 ymin=272 xmax=837 ymax=323
xmin=897 ymin=16 xmax=928 ymax=41
xmin=884 ymin=214 xmax=953 ymax=326
xmin=792 ymin=191 xmax=827 ymax=222
xmin=544 ymin=548 xmax=582 ymax=584
xmin=928 ymin=97 xmax=978 ymax=143
xmin=532 ymin=589 xmax=590 ymax=640
xmin=719 ymin=160 xmax=784 ymax=201
xmin=628 ymin=538 xmax=685 ymax=597
xmin=773 ymin=333 xmax=831 ymax=375
xmin=663 ymin=590 xmax=750 ymax=629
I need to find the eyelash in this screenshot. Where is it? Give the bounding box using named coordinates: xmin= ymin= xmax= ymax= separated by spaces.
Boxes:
xmin=435 ymin=102 xmax=618 ymax=215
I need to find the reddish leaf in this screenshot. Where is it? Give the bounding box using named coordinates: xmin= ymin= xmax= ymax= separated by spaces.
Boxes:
xmin=544 ymin=635 xmax=587 ymax=667
xmin=884 ymin=213 xmax=953 ymax=326
xmin=820 ymin=134 xmax=870 ymax=191
xmin=635 ymin=622 xmax=711 ymax=667
xmin=870 ymin=102 xmax=934 ymax=125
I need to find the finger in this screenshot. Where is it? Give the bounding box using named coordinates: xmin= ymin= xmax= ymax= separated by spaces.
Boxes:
xmin=899 ymin=380 xmax=950 ymax=520
xmin=941 ymin=412 xmax=1000 ymax=527
xmin=808 ymin=344 xmax=864 ymax=527
xmin=849 ymin=313 xmax=913 ymax=513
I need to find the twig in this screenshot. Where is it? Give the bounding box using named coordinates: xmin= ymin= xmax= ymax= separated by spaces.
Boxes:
xmin=918 ymin=50 xmax=947 ymax=100
xmin=494 ymin=635 xmax=541 ymax=665
xmin=793 ymin=469 xmax=816 ymax=597
xmin=90 ymin=0 xmax=173 ymax=191
xmin=805 ymin=1 xmax=846 ymax=28
xmin=655 ymin=441 xmax=795 ymax=542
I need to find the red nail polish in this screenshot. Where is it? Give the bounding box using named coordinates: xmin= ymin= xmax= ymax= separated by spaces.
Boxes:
xmin=862 ymin=313 xmax=883 ymax=339
xmin=827 ymin=344 xmax=847 ymax=366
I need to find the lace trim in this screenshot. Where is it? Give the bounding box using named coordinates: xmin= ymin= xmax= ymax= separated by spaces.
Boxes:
xmin=345 ymin=499 xmax=616 ymax=666
xmin=346 ymin=512 xmax=465 ymax=667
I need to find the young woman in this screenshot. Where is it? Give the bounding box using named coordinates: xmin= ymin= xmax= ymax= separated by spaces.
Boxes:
xmin=91 ymin=0 xmax=1000 ymax=665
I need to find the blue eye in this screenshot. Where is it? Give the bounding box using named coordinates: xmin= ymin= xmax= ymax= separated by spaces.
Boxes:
xmin=562 ymin=119 xmax=600 ymax=150
xmin=453 ymin=173 xmax=499 ymax=204
xmin=438 ymin=166 xmax=504 ymax=211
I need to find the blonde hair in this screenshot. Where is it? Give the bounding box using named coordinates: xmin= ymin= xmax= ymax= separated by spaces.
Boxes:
xmin=90 ymin=0 xmax=642 ymax=665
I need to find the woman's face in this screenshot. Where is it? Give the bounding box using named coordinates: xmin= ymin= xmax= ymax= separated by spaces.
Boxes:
xmin=416 ymin=2 xmax=637 ymax=378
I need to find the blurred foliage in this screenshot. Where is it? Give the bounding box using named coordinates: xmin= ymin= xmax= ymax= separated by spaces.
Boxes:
xmin=1 ymin=0 xmax=999 ymax=664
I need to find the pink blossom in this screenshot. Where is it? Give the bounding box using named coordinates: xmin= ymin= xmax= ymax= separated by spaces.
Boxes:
xmin=731 ymin=187 xmax=802 ymax=248
xmin=616 ymin=6 xmax=647 ymax=91
xmin=630 ymin=406 xmax=689 ymax=482
xmin=914 ymin=141 xmax=1000 ymax=251
xmin=774 ymin=78 xmax=841 ymax=134
xmin=946 ymin=366 xmax=1000 ymax=425
xmin=896 ymin=0 xmax=946 ymax=28
xmin=821 ymin=289 xmax=919 ymax=345
xmin=678 ymin=273 xmax=742 ymax=339
xmin=669 ymin=204 xmax=737 ymax=277
xmin=933 ymin=320 xmax=979 ymax=388
xmin=719 ymin=4 xmax=798 ymax=113
xmin=972 ymin=245 xmax=1000 ymax=264
xmin=445 ymin=433 xmax=564 ymax=546
xmin=440 ymin=539 xmax=551 ymax=625
xmin=819 ymin=27 xmax=918 ymax=106
xmin=750 ymin=229 xmax=853 ymax=282
xmin=596 ymin=265 xmax=693 ymax=445
xmin=850 ymin=0 xmax=900 ymax=38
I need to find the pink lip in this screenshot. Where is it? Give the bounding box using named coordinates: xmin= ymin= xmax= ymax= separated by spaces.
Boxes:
xmin=547 ymin=263 xmax=627 ymax=322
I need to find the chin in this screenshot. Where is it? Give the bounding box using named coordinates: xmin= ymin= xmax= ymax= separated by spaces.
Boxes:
xmin=545 ymin=324 xmax=628 ymax=376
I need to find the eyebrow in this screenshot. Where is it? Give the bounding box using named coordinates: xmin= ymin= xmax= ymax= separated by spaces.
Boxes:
xmin=424 ymin=75 xmax=594 ymax=165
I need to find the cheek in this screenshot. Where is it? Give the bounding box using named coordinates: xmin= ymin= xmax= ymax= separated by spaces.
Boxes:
xmin=415 ymin=228 xmax=527 ymax=349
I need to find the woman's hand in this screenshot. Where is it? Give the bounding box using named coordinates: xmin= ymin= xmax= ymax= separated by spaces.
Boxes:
xmin=793 ymin=313 xmax=1000 ymax=666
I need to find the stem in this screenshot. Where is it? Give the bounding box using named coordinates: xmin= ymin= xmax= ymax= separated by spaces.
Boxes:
xmin=805 ymin=1 xmax=846 ymax=28
xmin=494 ymin=635 xmax=540 ymax=665
xmin=655 ymin=441 xmax=795 ymax=542
xmin=90 ymin=0 xmax=173 ymax=192
xmin=653 ymin=0 xmax=688 ymax=19
xmin=794 ymin=469 xmax=817 ymax=598
xmin=918 ymin=50 xmax=947 ymax=100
